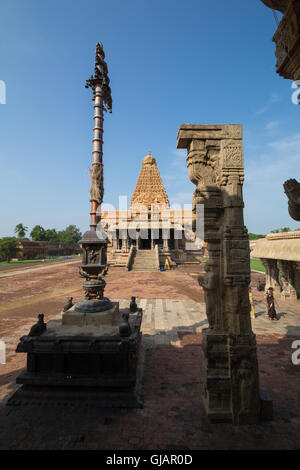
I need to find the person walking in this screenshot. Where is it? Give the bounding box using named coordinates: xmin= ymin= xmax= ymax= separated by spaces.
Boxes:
xmin=265 ymin=287 xmax=279 ymax=320
xmin=249 ymin=287 xmax=255 ymax=319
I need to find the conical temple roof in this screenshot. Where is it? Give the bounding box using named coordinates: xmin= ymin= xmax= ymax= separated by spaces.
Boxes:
xmin=130 ymin=153 xmax=169 ymax=208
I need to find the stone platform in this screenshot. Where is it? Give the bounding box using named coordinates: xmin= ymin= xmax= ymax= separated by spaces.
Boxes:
xmin=2 ymin=297 xmax=300 ymax=449
xmin=7 ymin=306 xmax=143 ymax=408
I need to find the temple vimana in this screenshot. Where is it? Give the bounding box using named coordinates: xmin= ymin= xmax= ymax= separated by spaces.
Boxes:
xmin=103 ymin=152 xmax=203 ymax=270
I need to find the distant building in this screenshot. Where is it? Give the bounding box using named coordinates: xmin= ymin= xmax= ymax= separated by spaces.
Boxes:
xmin=251 ymin=230 xmax=300 ymax=300
xmin=17 ymin=240 xmax=81 ymax=260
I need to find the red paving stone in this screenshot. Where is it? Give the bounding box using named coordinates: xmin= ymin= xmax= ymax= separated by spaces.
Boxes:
xmin=0 ymin=263 xmax=300 ymax=449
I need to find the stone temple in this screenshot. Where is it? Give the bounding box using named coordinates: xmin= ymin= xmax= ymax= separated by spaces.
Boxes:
xmin=102 ymin=152 xmax=203 ymax=270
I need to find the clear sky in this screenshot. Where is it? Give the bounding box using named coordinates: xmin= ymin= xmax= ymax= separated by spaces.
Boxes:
xmin=0 ymin=0 xmax=299 ymax=238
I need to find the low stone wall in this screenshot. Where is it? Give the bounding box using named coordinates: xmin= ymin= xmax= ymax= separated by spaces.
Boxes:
xmin=18 ymin=241 xmax=81 ymax=260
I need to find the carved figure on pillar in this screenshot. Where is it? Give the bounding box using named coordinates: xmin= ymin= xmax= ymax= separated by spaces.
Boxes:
xmin=284 ymin=179 xmax=300 ymax=221
xmin=198 ymin=261 xmax=218 ymax=329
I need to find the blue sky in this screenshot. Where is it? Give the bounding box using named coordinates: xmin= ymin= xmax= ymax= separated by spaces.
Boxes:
xmin=0 ymin=0 xmax=299 ymax=237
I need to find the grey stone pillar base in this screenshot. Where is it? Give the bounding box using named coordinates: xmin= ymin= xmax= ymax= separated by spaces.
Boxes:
xmin=202 ymin=328 xmax=273 ymax=424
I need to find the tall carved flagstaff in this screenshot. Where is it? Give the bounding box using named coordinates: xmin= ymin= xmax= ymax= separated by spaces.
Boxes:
xmin=177 ymin=124 xmax=272 ymax=424
xmin=75 ymin=43 xmax=114 ymax=314
xmin=85 ymin=42 xmax=112 ymax=231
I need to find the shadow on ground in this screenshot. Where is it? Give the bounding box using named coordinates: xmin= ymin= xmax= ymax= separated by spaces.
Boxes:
xmin=1 ymin=324 xmax=300 ymax=450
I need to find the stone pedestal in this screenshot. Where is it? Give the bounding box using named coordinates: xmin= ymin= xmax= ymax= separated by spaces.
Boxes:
xmin=62 ymin=302 xmax=119 ymax=327
xmin=8 ymin=307 xmax=143 ymax=408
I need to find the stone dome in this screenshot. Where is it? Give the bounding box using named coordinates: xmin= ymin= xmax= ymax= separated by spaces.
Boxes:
xmin=142 ymin=153 xmax=157 ymax=166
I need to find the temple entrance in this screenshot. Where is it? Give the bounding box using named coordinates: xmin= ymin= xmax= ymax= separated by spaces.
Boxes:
xmin=140 ymin=237 xmax=151 ymax=250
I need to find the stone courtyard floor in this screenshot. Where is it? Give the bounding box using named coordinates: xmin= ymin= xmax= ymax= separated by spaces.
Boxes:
xmin=0 ymin=261 xmax=300 ymax=450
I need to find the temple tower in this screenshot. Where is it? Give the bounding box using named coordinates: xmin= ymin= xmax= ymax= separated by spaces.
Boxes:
xmin=130 ymin=153 xmax=170 ymax=208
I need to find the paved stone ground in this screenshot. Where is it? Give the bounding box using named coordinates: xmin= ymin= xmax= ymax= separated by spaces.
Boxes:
xmin=0 ymin=264 xmax=300 ymax=450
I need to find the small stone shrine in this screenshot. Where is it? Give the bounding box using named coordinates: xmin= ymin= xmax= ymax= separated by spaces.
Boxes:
xmin=8 ymin=43 xmax=143 ymax=408
xmin=177 ymin=124 xmax=272 ymax=424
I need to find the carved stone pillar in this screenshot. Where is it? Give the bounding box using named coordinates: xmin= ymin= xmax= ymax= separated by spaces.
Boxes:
xmin=121 ymin=237 xmax=128 ymax=252
xmin=278 ymin=260 xmax=297 ymax=300
xmin=261 ymin=0 xmax=300 ymax=82
xmin=112 ymin=237 xmax=118 ymax=251
xmin=294 ymin=262 xmax=300 ymax=299
xmin=177 ymin=124 xmax=268 ymax=424
xmin=174 ymin=238 xmax=179 ymax=250
xmin=163 ymin=238 xmax=169 ymax=252
xmin=261 ymin=258 xmax=280 ymax=293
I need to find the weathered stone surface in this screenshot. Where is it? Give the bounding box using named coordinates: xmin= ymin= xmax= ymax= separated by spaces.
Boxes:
xmin=284 ymin=178 xmax=300 ymax=221
xmin=261 ymin=0 xmax=289 ymax=13
xmin=252 ymin=231 xmax=300 ymax=261
xmin=261 ymin=0 xmax=300 ymax=81
xmin=62 ymin=301 xmax=119 ymax=326
xmin=177 ymin=123 xmax=267 ymax=424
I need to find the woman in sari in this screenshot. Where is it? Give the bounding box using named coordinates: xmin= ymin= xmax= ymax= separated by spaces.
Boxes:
xmin=265 ymin=287 xmax=279 ymax=320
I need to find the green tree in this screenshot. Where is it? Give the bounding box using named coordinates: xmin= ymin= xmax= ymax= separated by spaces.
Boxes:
xmin=58 ymin=225 xmax=82 ymax=247
xmin=248 ymin=233 xmax=266 ymax=240
xmin=14 ymin=223 xmax=28 ymax=238
xmin=270 ymin=227 xmax=291 ymax=233
xmin=30 ymin=225 xmax=46 ymax=241
xmin=0 ymin=237 xmax=21 ymax=262
xmin=44 ymin=228 xmax=60 ymax=242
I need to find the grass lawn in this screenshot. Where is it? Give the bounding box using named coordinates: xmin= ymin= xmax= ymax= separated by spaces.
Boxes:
xmin=0 ymin=254 xmax=80 ymax=267
xmin=202 ymin=257 xmax=266 ymax=273
xmin=250 ymin=258 xmax=266 ymax=273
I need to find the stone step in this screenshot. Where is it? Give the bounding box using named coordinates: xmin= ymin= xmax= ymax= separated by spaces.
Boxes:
xmin=133 ymin=265 xmax=157 ymax=268
xmin=131 ymin=268 xmax=159 ymax=272
xmin=129 ymin=249 xmax=158 ymax=272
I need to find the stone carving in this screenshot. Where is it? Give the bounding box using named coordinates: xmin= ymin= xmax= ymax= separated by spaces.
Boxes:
xmin=261 ymin=0 xmax=300 ymax=81
xmin=89 ymin=249 xmax=98 ymax=264
xmin=177 ymin=124 xmax=267 ymax=424
xmin=197 ymin=261 xmax=218 ymax=329
xmin=261 ymin=0 xmax=288 ymax=13
xmin=63 ymin=297 xmax=73 ymax=312
xmin=222 ymin=141 xmax=243 ymax=169
xmin=187 ymin=150 xmax=219 ymax=188
xmin=130 ymin=296 xmax=138 ymax=313
xmin=261 ymin=258 xmax=280 ymax=292
xmin=284 ymin=178 xmax=300 ymax=221
xmin=119 ymin=312 xmax=132 ymax=337
xmin=83 ymin=279 xmax=106 ymax=300
xmin=233 ymin=358 xmax=257 ymax=416
xmin=225 ymin=240 xmax=250 ymax=275
xmin=89 ymin=162 xmax=104 ymax=205
xmin=29 ymin=314 xmax=47 ymax=337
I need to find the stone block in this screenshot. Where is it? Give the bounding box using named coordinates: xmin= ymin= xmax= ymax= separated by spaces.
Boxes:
xmin=62 ymin=302 xmax=119 ymax=327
